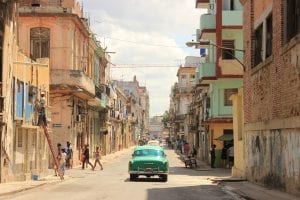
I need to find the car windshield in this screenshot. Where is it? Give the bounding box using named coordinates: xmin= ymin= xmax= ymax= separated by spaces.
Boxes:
xmin=134 ymin=149 xmax=164 ymax=157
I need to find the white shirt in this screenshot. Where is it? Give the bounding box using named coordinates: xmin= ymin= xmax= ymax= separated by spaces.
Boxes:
xmin=228 ymin=147 xmax=234 ymax=157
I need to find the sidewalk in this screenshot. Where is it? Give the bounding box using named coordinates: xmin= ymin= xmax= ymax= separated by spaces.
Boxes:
xmin=0 ymin=147 xmax=134 ymax=197
xmin=176 ymin=151 xmax=300 ymax=200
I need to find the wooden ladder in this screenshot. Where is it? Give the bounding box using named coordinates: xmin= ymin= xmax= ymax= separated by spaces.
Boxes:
xmin=42 ymin=125 xmax=64 ymax=180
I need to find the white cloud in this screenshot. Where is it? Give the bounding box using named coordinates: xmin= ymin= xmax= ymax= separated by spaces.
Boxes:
xmin=85 ymin=0 xmax=203 ymax=116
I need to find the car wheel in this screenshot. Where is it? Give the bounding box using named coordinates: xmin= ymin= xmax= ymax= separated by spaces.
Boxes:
xmin=161 ymin=175 xmax=168 ymax=182
xmin=146 ymin=175 xmax=151 ymax=178
xmin=130 ymin=174 xmax=137 ymax=181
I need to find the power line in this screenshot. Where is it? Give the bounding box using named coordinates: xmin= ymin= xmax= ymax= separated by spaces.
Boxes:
xmin=103 ymin=37 xmax=189 ymax=49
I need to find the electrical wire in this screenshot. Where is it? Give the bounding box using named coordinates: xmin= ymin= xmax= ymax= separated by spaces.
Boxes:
xmin=102 ymin=36 xmax=190 ymax=49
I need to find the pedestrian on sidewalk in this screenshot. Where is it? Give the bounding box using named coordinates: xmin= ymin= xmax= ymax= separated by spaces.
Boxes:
xmin=227 ymin=145 xmax=234 ymax=168
xmin=210 ymin=144 xmax=216 ymax=168
xmin=221 ymin=145 xmax=228 ymax=168
xmin=184 ymin=142 xmax=190 ymax=156
xmin=58 ymin=148 xmax=66 ymax=175
xmin=82 ymin=144 xmax=94 ymax=170
xmin=93 ymin=146 xmax=103 ymax=170
xmin=65 ymin=141 xmax=73 ymax=169
xmin=54 ymin=143 xmax=62 ymax=176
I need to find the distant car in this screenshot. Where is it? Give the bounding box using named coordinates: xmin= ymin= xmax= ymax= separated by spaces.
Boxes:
xmin=147 ymin=140 xmax=160 ymax=146
xmin=128 ymin=145 xmax=169 ymax=182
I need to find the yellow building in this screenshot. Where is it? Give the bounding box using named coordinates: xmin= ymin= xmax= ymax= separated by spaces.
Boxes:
xmin=231 ymin=88 xmax=245 ymax=178
xmin=1 ymin=0 xmax=51 ymax=182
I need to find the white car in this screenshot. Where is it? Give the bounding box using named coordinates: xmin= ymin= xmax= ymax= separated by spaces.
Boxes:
xmin=147 ymin=140 xmax=160 ymax=146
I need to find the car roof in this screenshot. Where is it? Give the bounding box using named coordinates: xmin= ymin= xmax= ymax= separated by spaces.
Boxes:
xmin=134 ymin=145 xmax=164 ymax=151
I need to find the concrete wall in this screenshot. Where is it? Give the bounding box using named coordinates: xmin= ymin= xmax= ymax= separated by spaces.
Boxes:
xmin=245 ymin=129 xmax=300 ymax=194
xmin=231 ymin=88 xmax=245 ymax=178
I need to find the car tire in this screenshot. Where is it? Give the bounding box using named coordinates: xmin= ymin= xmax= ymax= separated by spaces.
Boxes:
xmin=130 ymin=174 xmax=137 ymax=181
xmin=161 ymin=175 xmax=168 ymax=182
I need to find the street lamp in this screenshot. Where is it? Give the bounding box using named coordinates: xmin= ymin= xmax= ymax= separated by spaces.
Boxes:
xmin=185 ymin=40 xmax=246 ymax=72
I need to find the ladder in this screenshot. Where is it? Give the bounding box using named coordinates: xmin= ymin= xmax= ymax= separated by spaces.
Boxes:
xmin=42 ymin=125 xmax=64 ymax=180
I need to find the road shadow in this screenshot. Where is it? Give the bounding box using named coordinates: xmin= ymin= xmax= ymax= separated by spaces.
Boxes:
xmin=147 ymin=185 xmax=234 ymax=200
xmin=124 ymin=176 xmax=165 ymax=183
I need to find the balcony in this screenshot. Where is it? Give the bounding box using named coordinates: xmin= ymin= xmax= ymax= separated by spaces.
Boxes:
xmin=199 ymin=62 xmax=216 ymax=84
xmin=50 ymin=69 xmax=95 ymax=99
xmin=199 ymin=14 xmax=216 ymax=40
xmin=222 ymin=10 xmax=243 ymax=26
xmin=195 ymin=0 xmax=210 ymax=9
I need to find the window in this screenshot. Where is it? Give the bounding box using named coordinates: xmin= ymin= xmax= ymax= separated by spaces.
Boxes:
xmin=222 ymin=40 xmax=235 ymax=60
xmin=254 ymin=24 xmax=263 ymax=66
xmin=266 ymin=14 xmax=273 ymax=58
xmin=30 ymin=27 xmax=50 ymax=60
xmin=17 ymin=129 xmax=23 ymax=148
xmin=286 ymin=0 xmax=300 ymax=42
xmin=224 ymin=88 xmax=238 ymax=106
xmin=253 ymin=13 xmax=273 ymax=67
xmin=230 ymin=0 xmax=234 ymax=10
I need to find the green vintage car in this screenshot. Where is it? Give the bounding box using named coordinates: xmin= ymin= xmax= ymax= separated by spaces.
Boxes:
xmin=128 ymin=145 xmax=169 ymax=181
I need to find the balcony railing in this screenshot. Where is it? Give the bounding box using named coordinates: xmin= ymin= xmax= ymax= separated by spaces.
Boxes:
xmin=199 ymin=14 xmax=216 ymax=40
xmin=199 ymin=62 xmax=216 ymax=82
xmin=222 ymin=10 xmax=243 ymax=26
xmin=51 ymin=69 xmax=95 ymax=97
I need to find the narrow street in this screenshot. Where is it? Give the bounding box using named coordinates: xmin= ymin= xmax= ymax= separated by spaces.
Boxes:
xmin=0 ymin=149 xmax=235 ymax=200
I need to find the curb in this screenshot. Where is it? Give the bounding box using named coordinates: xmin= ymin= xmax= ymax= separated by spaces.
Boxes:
xmin=0 ymin=182 xmax=47 ymax=197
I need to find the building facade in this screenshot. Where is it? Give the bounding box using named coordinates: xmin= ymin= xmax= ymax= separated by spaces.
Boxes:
xmin=190 ymin=0 xmax=243 ymax=167
xmin=241 ymin=0 xmax=300 ymax=195
xmin=18 ymin=0 xmax=110 ymax=166
xmin=1 ymin=0 xmax=51 ymax=182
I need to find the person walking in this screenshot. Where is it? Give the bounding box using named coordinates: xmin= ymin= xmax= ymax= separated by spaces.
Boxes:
xmin=54 ymin=143 xmax=62 ymax=176
xmin=82 ymin=144 xmax=94 ymax=170
xmin=93 ymin=146 xmax=103 ymax=170
xmin=210 ymin=144 xmax=216 ymax=168
xmin=227 ymin=145 xmax=234 ymax=168
xmin=221 ymin=145 xmax=228 ymax=168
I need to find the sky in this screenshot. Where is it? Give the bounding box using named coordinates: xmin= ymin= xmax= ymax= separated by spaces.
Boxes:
xmin=85 ymin=0 xmax=205 ymax=117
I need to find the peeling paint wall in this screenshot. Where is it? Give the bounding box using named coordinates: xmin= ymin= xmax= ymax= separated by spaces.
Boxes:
xmin=245 ymin=129 xmax=300 ymax=194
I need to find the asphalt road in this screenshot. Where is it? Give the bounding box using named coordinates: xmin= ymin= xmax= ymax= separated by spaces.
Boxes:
xmin=1 ymin=148 xmax=237 ymax=200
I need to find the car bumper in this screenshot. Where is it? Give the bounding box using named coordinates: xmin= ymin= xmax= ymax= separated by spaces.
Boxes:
xmin=129 ymin=170 xmax=168 ymax=175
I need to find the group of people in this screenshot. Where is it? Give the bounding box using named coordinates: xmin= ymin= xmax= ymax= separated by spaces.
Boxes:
xmin=210 ymin=144 xmax=234 ymax=168
xmin=55 ymin=142 xmax=103 ymax=176
xmin=56 ymin=141 xmax=73 ymax=175
xmin=81 ymin=144 xmax=103 ymax=171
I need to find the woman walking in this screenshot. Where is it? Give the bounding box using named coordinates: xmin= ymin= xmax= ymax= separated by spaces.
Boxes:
xmin=93 ymin=146 xmax=103 ymax=170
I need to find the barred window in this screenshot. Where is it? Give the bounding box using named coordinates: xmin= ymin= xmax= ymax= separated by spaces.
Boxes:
xmin=253 ymin=12 xmax=273 ymax=67
xmin=286 ymin=0 xmax=300 ymax=42
xmin=222 ymin=40 xmax=235 ymax=60
xmin=30 ymin=27 xmax=50 ymax=60
xmin=254 ymin=24 xmax=263 ymax=66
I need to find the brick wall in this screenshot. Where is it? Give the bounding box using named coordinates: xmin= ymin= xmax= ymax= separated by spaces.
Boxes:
xmin=244 ymin=0 xmax=300 ymax=123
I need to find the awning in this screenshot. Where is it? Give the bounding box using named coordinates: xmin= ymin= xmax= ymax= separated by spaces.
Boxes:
xmin=214 ymin=134 xmax=233 ymax=141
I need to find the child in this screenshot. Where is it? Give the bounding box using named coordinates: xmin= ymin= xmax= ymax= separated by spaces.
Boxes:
xmin=59 ymin=149 xmax=66 ymax=175
xmin=93 ymin=146 xmax=103 ymax=170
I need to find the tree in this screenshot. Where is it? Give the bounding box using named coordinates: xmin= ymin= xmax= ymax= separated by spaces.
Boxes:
xmin=161 ymin=110 xmax=170 ymax=128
